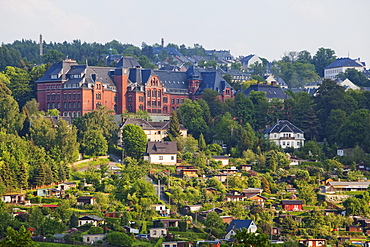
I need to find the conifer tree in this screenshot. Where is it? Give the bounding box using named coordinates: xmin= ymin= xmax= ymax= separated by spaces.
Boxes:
xmin=165 ymin=111 xmax=181 ymax=141
xmin=198 ymin=133 xmax=206 ymax=151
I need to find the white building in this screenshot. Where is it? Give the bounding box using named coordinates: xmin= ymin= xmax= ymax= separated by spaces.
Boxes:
xmin=324 ymin=57 xmax=365 ymax=80
xmin=144 ymin=141 xmax=177 ymax=165
xmin=265 ymin=120 xmax=305 ymax=149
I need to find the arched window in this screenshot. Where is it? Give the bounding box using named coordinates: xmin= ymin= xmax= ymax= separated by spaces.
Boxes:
xmin=128 ymin=95 xmax=132 ymax=102
xmin=128 ymin=104 xmax=132 ymax=112
xmin=77 ymin=102 xmax=81 ymax=109
xmin=139 ymin=105 xmax=144 ymax=110
xmin=52 ymin=102 xmax=55 ymax=108
xmin=73 ymin=102 xmax=76 ymax=109
xmin=68 ymin=102 xmax=72 ymax=109
xmin=64 ymin=102 xmax=67 ymax=109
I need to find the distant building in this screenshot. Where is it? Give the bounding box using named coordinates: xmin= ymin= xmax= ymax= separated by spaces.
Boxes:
xmin=264 ymin=120 xmax=305 ymax=149
xmin=36 ymin=57 xmax=235 ymax=118
xmin=324 ymin=57 xmax=366 ymax=80
xmin=240 ymin=54 xmax=263 ymax=71
xmin=243 ymin=83 xmax=289 ymax=101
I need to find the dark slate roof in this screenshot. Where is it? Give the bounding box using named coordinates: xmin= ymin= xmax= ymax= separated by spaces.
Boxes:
xmin=265 ymin=120 xmax=303 ymax=134
xmin=147 ymin=141 xmax=177 ymax=154
xmin=154 ymin=70 xmax=188 ymax=94
xmin=116 ymin=56 xmax=140 ymax=68
xmin=79 ymin=215 xmax=105 ymax=221
xmin=226 ymin=220 xmax=255 ymax=233
xmin=281 ymin=200 xmax=303 ymax=205
xmin=67 ymin=64 xmax=86 ymax=74
xmin=325 ymin=58 xmax=363 ymax=69
xmin=287 ymin=88 xmax=317 ymax=96
xmin=243 ymin=84 xmax=288 ymax=99
xmin=128 ymin=68 xmax=153 ymax=85
xmin=196 ymin=70 xmax=234 ymax=95
xmin=240 ymin=54 xmax=255 ymax=64
xmin=152 ymin=47 xmax=183 ymax=57
xmin=36 ymin=59 xmax=78 ymax=82
xmin=86 ymin=66 xmax=116 ymax=90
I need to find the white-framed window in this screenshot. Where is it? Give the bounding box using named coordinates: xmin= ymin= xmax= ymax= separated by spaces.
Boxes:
xmin=159 ymin=156 xmax=163 ymax=160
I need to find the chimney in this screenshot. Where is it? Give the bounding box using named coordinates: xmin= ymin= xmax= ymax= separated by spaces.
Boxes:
xmin=161 ymin=38 xmax=164 ymax=48
xmin=39 ymin=34 xmax=43 ymax=56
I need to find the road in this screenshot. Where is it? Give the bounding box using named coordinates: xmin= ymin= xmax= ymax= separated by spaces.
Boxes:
xmin=146 ymin=176 xmax=168 ymax=204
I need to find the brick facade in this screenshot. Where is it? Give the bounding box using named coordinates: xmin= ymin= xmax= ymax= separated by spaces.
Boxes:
xmin=36 ymin=57 xmax=235 ymax=117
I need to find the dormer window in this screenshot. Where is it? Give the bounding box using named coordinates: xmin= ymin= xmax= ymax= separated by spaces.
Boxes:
xmin=51 ymin=74 xmax=58 ymax=79
xmin=70 ymin=74 xmax=81 ymax=79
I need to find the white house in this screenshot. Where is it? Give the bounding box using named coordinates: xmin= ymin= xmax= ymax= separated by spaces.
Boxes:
xmin=264 ymin=120 xmax=305 ymax=149
xmin=78 ymin=215 xmax=105 ymax=227
xmin=144 ymin=141 xmax=177 ymax=165
xmin=240 ymin=54 xmax=263 ymax=71
xmin=324 ymin=57 xmax=365 ymax=80
xmin=337 ymin=78 xmax=360 ymax=90
xmin=121 ymin=118 xmax=187 ymax=142
xmin=151 ymin=204 xmax=170 ymax=216
xmin=225 ymin=219 xmax=257 ymax=240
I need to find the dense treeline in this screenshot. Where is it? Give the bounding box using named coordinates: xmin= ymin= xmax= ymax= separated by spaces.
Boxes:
xmin=1 ymin=39 xmax=209 ymax=71
xmin=177 ymin=80 xmax=370 ymax=158
xmin=0 ymin=78 xmax=118 ymax=193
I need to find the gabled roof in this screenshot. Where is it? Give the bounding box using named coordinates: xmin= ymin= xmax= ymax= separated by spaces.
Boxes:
xmin=147 ymin=141 xmax=177 ymax=154
xmin=36 ymin=59 xmax=78 ymax=82
xmin=226 ymin=219 xmax=255 ymax=233
xmin=325 ymin=58 xmax=364 ymax=69
xmin=116 ymin=56 xmax=140 ymax=68
xmin=243 ymin=84 xmax=288 ymax=99
xmin=265 ymin=120 xmax=303 ymax=134
xmin=281 ymin=200 xmax=303 ymax=205
xmin=79 ymin=215 xmax=105 ymax=221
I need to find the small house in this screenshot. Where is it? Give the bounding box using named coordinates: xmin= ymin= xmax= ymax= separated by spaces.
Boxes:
xmin=2 ymin=194 xmax=26 ymax=204
xmin=299 ymin=239 xmax=326 ymax=247
xmin=149 ymin=227 xmax=167 ymax=238
xmin=83 ymin=234 xmax=106 ymax=244
xmin=181 ymin=169 xmax=199 ymax=178
xmin=281 ymin=200 xmax=303 ymax=211
xmin=151 ymin=204 xmax=170 ymax=216
xmin=78 ymin=215 xmax=105 ymax=227
xmin=77 ymin=196 xmax=95 ymax=206
xmin=225 ymin=219 xmax=257 ymax=240
xmin=212 ymin=156 xmax=230 ymax=166
xmin=346 ymin=225 xmax=363 ymax=232
xmin=162 ymin=241 xmax=188 ymax=247
xmin=144 ymin=141 xmax=177 ymax=165
xmin=240 ymin=164 xmax=252 ymax=171
xmin=153 ymin=219 xmax=181 ymax=228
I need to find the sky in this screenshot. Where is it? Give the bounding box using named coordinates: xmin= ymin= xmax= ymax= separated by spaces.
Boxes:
xmin=1 ymin=0 xmax=370 ymax=64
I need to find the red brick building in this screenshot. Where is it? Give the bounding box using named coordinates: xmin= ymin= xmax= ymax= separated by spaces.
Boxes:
xmin=37 ymin=57 xmax=235 ymax=117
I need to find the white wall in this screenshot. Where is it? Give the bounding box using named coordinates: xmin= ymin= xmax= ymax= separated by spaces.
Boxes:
xmin=149 ymin=154 xmax=177 ymax=165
